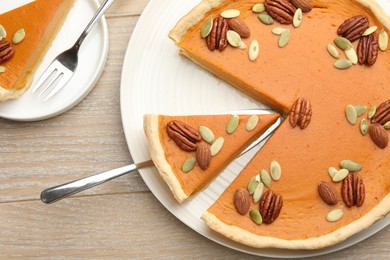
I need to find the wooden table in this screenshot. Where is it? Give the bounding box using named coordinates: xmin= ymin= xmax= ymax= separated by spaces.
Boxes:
xmin=0 ymin=0 xmax=389 ymax=258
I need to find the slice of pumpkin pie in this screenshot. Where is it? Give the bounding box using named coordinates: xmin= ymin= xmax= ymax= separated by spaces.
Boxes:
xmin=0 ymin=0 xmax=74 ymax=101
xmin=143 ymin=113 xmax=280 ymax=203
xmin=169 ymin=0 xmax=390 ymax=249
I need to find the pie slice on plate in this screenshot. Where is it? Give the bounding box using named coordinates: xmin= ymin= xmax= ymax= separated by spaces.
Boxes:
xmin=143 ymin=113 xmax=280 ymax=203
xmin=0 ymin=0 xmax=74 ymax=102
xmin=168 ymin=0 xmax=390 ymax=250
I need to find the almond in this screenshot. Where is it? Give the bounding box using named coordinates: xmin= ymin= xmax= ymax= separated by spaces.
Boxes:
xmin=290 ymin=0 xmax=312 ymax=13
xmin=369 ymin=123 xmax=389 ymax=149
xmin=234 ymin=188 xmax=250 ymax=215
xmin=318 ymin=181 xmax=339 ymax=205
xmin=227 ymin=17 xmax=250 ymax=38
xmin=196 ymin=142 xmax=211 ymax=170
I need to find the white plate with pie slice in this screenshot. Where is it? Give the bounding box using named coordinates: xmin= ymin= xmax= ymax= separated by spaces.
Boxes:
xmin=0 ymin=0 xmax=109 ymax=121
xmin=120 ymin=0 xmax=390 ymax=257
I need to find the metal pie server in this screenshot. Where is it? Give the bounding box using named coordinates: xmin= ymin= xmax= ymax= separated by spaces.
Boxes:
xmin=40 ymin=109 xmax=283 ymax=204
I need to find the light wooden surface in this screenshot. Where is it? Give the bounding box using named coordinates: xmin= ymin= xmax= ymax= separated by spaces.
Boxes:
xmin=0 ymin=0 xmax=389 ymax=258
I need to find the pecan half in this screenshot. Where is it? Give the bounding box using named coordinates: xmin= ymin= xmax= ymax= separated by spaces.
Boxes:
xmin=234 ymin=188 xmax=251 ymax=215
xmin=196 ymin=142 xmax=211 ymax=170
xmin=357 ymin=35 xmax=369 ymax=65
xmin=357 ymin=34 xmax=379 ymax=66
xmin=290 ymin=0 xmax=312 ymax=13
xmin=0 ymin=40 xmax=15 ymax=65
xmin=318 ymin=181 xmax=339 ymax=205
xmin=337 ymin=15 xmax=369 ymax=42
xmin=259 ymin=190 xmax=283 ymax=224
xmin=341 ymin=172 xmax=365 ymax=207
xmin=166 ymin=120 xmax=201 ymax=152
xmin=371 ymin=99 xmax=390 ymax=125
xmin=206 ymin=16 xmax=228 ymax=51
xmin=264 ymin=0 xmax=297 ymax=24
xmin=227 ymin=17 xmax=250 ymax=38
xmin=369 ymin=123 xmax=388 ymax=149
xmin=289 ymin=97 xmax=312 ymax=129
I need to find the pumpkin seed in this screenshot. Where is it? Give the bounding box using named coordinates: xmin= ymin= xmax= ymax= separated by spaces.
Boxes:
xmin=340 ymin=160 xmax=362 ymax=172
xmin=227 ymin=30 xmax=242 ymax=47
xmin=255 ymin=174 xmax=261 ymax=183
xmin=270 ymin=160 xmax=281 ymax=181
xmin=327 ymin=44 xmax=339 ymax=58
xmin=334 ymin=59 xmax=352 ymax=70
xmin=258 ymin=13 xmax=274 ymax=25
xmin=272 ymin=27 xmax=286 ymax=35
xmin=328 ymin=167 xmax=338 ymax=178
xmin=0 ymin=24 xmax=6 ymax=38
xmin=379 ymin=29 xmax=389 ymax=51
xmin=278 ymin=29 xmax=290 ymax=48
xmin=199 ymin=126 xmax=215 ymax=143
xmin=210 ymin=137 xmax=224 ymax=156
xmin=250 ymin=209 xmax=263 ymax=224
xmin=332 ymin=169 xmax=349 ymax=182
xmin=353 ymin=105 xmax=367 ymax=117
xmin=239 ymin=41 xmax=247 ymax=50
xmin=0 ymin=66 xmax=5 ymax=73
xmin=326 ymin=209 xmax=344 ymax=222
xmin=252 ymin=4 xmax=265 ymax=13
xmin=345 ymin=104 xmax=357 ymax=125
xmin=249 ymin=40 xmax=259 ymax=61
xmin=246 ymin=115 xmax=259 ymax=131
xmin=260 ymin=169 xmax=271 ymax=188
xmin=253 ymin=182 xmax=264 ymax=203
xmin=293 ymin=8 xmax=303 ymax=28
xmin=221 ymin=9 xmax=240 ymax=19
xmin=201 ymin=17 xmax=213 ymax=38
xmin=345 ymin=48 xmax=358 ymax=64
xmin=247 ymin=176 xmax=259 ymax=195
xmin=182 ymin=157 xmax=196 ymax=173
xmin=362 ymin=26 xmax=377 ymax=36
xmin=12 ymin=28 xmax=25 ymax=45
xmin=227 ymin=115 xmax=239 ymax=134
xmin=360 ymin=119 xmax=369 ymax=135
xmin=0 ymin=36 xmax=2 ymax=42
xmin=367 ymin=105 xmax=376 ymax=119
xmin=384 ymin=121 xmax=390 ymax=129
xmin=334 ymin=36 xmax=352 ymax=50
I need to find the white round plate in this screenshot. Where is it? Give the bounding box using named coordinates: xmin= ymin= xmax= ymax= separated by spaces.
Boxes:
xmin=0 ymin=0 xmax=109 ymax=121
xmin=120 ymin=0 xmax=390 ymax=258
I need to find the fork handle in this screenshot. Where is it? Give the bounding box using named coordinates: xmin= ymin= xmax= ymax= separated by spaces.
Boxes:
xmin=40 ymin=160 xmax=154 ymax=204
xmin=75 ymin=0 xmax=117 ymax=49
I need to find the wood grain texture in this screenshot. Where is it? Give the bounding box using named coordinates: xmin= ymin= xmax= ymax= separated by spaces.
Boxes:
xmin=0 ymin=0 xmax=389 ymax=258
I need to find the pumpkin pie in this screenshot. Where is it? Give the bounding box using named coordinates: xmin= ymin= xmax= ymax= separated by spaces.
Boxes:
xmin=143 ymin=113 xmax=280 ymax=203
xmin=0 ymin=0 xmax=74 ymax=102
xmin=168 ymin=0 xmax=390 ymax=250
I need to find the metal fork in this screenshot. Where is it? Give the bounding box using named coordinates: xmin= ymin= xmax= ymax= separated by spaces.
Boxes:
xmin=32 ymin=0 xmax=116 ymax=102
xmin=40 ymin=110 xmax=284 ymax=204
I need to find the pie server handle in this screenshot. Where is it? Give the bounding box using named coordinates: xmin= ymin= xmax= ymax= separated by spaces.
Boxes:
xmin=40 ymin=160 xmax=154 ymax=204
xmin=40 ymin=113 xmax=283 ymax=204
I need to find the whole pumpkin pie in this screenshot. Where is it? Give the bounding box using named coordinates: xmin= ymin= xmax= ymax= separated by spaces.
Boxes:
xmin=143 ymin=113 xmax=280 ymax=203
xmin=0 ymin=0 xmax=74 ymax=102
xmin=168 ymin=0 xmax=390 ymax=250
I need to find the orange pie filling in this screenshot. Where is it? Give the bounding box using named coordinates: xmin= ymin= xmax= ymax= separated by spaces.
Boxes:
xmin=169 ymin=0 xmax=390 ymax=248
